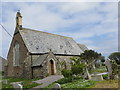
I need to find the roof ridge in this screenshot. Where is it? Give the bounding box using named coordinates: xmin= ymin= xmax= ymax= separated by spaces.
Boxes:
xmin=77 ymin=43 xmax=85 ymax=46
xmin=21 ymin=27 xmax=72 ymax=39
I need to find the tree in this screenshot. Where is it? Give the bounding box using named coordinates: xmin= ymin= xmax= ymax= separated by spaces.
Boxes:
xmin=80 ymin=50 xmax=101 ymax=70
xmin=71 ymin=63 xmax=86 ymax=75
xmin=61 ymin=69 xmax=72 ymax=77
xmin=70 ymin=56 xmax=82 ymax=65
xmin=99 ymin=56 xmax=105 ymax=66
xmin=70 ymin=56 xmax=86 ymax=76
xmin=80 ymin=50 xmax=101 ymax=63
xmin=100 ymin=56 xmax=105 ymax=62
xmin=108 ymin=52 xmax=120 ymax=79
xmin=108 ymin=52 xmax=120 ymax=65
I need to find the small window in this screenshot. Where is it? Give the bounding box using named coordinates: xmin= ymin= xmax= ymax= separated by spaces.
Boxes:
xmin=13 ymin=41 xmax=20 ymax=66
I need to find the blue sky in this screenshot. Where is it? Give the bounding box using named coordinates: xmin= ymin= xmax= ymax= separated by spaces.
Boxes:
xmin=1 ymin=2 xmax=118 ymax=59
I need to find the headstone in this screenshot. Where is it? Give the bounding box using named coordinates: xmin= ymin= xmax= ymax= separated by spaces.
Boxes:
xmin=52 ymin=83 xmax=61 ymax=90
xmin=105 ymin=59 xmax=112 ymax=79
xmin=92 ymin=64 xmax=96 ymax=70
xmin=0 ymin=80 xmax=1 ymax=90
xmin=114 ymin=75 xmax=119 ymax=79
xmin=83 ymin=67 xmax=91 ymax=79
xmin=2 ymin=80 xmax=8 ymax=84
xmin=11 ymin=82 xmax=23 ymax=90
xmin=91 ymin=75 xmax=103 ymax=81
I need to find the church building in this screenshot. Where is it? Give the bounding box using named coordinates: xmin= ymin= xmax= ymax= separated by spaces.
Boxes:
xmin=5 ymin=11 xmax=88 ymax=78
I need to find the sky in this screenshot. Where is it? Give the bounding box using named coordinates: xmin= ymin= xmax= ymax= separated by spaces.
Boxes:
xmin=1 ymin=1 xmax=118 ymax=59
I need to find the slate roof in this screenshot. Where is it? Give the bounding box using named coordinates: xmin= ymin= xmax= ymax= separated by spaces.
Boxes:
xmin=19 ymin=28 xmax=85 ymax=55
xmin=32 ymin=54 xmax=48 ymax=67
xmin=77 ymin=43 xmax=88 ymax=51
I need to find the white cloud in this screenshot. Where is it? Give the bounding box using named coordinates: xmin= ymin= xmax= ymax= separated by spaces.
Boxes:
xmin=1 ymin=2 xmax=118 ymax=58
xmin=57 ymin=2 xmax=99 ymax=14
xmin=2 ymin=0 xmax=119 ymax=2
xmin=0 ymin=27 xmax=2 ymax=56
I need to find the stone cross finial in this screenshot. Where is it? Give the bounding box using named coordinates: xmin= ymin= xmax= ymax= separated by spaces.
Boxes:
xmin=18 ymin=9 xmax=20 ymax=12
xmin=50 ymin=49 xmax=52 ymax=51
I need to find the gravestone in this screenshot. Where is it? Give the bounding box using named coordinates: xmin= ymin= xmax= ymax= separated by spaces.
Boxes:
xmin=52 ymin=83 xmax=61 ymax=90
xmin=0 ymin=80 xmax=1 ymax=90
xmin=2 ymin=79 xmax=8 ymax=84
xmin=11 ymin=82 xmax=23 ymax=90
xmin=83 ymin=67 xmax=91 ymax=79
xmin=105 ymin=59 xmax=112 ymax=79
xmin=91 ymin=75 xmax=103 ymax=81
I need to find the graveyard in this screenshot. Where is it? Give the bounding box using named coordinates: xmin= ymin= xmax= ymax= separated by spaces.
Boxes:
xmin=1 ymin=51 xmax=119 ymax=89
xmin=1 ymin=1 xmax=119 ymax=89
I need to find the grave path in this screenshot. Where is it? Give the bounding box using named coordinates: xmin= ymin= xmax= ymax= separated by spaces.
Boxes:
xmin=29 ymin=75 xmax=64 ymax=89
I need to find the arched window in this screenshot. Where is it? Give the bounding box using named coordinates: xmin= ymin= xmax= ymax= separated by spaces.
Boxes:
xmin=13 ymin=41 xmax=20 ymax=66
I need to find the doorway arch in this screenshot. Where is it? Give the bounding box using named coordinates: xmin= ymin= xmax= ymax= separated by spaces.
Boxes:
xmin=49 ymin=60 xmax=54 ymax=75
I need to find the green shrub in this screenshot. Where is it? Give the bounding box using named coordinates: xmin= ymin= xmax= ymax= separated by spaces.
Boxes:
xmin=71 ymin=64 xmax=85 ymax=75
xmin=61 ymin=69 xmax=72 ymax=78
xmin=102 ymin=74 xmax=108 ymax=80
xmin=55 ymin=77 xmax=73 ymax=84
xmin=56 ymin=76 xmax=83 ymax=84
xmin=2 ymin=83 xmax=14 ymax=89
xmin=72 ymin=76 xmax=83 ymax=80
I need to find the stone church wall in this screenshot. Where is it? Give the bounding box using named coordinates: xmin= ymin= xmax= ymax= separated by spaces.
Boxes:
xmin=5 ymin=29 xmax=78 ymax=78
xmin=23 ymin=55 xmax=32 ymax=78
xmin=5 ymin=30 xmax=28 ymax=78
xmin=33 ymin=65 xmax=48 ymax=78
xmin=55 ymin=55 xmax=73 ymax=70
xmin=32 ymin=54 xmax=73 ymax=78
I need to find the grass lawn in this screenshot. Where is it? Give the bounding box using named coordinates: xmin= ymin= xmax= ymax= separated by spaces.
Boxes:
xmin=46 ymin=77 xmax=95 ymax=88
xmin=90 ymin=79 xmax=118 ymax=88
xmin=46 ymin=77 xmax=119 ymax=89
xmin=61 ymin=79 xmax=95 ymax=88
xmin=2 ymin=78 xmax=41 ymax=89
xmin=89 ymin=66 xmax=107 ymax=74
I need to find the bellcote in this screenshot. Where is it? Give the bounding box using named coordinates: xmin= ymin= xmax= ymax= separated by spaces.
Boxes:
xmin=16 ymin=10 xmax=22 ymax=28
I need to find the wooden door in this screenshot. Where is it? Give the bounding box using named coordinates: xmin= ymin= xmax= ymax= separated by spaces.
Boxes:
xmin=50 ymin=60 xmax=54 ymax=75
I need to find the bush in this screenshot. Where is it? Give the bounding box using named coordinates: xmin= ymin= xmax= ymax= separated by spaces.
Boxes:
xmin=102 ymin=74 xmax=108 ymax=80
xmin=71 ymin=64 xmax=85 ymax=75
xmin=72 ymin=75 xmax=83 ymax=80
xmin=55 ymin=77 xmax=72 ymax=84
xmin=61 ymin=69 xmax=72 ymax=78
xmin=56 ymin=76 xmax=83 ymax=84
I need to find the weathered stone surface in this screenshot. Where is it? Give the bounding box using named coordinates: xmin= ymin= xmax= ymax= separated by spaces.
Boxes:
xmin=32 ymin=54 xmax=73 ymax=78
xmin=33 ymin=75 xmax=63 ymax=88
xmin=2 ymin=80 xmax=8 ymax=84
xmin=91 ymin=75 xmax=103 ymax=81
xmin=105 ymin=59 xmax=112 ymax=79
xmin=52 ymin=83 xmax=61 ymax=89
xmin=5 ymin=28 xmax=28 ymax=78
xmin=0 ymin=56 xmax=7 ymax=72
xmin=19 ymin=28 xmax=84 ymax=55
xmin=11 ymin=82 xmax=23 ymax=90
xmin=83 ymin=67 xmax=91 ymax=79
